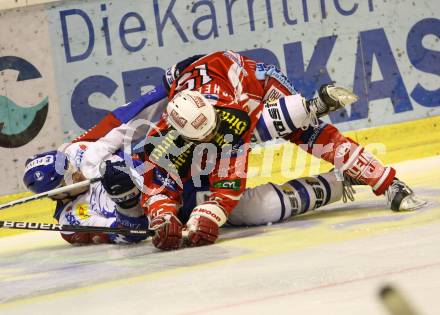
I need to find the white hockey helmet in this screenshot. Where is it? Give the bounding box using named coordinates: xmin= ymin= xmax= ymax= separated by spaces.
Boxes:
xmin=166 ymin=90 xmax=218 ymax=141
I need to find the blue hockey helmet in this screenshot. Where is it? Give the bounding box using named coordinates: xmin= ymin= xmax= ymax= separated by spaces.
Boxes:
xmin=23 ymin=151 xmax=68 ymax=194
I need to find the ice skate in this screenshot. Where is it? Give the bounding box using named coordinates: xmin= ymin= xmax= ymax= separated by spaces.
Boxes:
xmin=307 ymin=84 xmax=359 ymax=118
xmin=385 ymin=178 xmax=427 ymax=211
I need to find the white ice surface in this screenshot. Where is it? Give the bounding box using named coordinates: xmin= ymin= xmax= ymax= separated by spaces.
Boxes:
xmin=0 ymin=156 xmax=439 ymax=315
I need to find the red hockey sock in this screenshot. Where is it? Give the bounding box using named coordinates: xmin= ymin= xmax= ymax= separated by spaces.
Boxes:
xmin=293 ymin=124 xmax=395 ymax=195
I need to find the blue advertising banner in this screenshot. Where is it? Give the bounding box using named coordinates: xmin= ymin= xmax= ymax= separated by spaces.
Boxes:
xmin=45 ymin=0 xmax=440 ymax=136
xmin=0 ymin=0 xmax=438 ymax=193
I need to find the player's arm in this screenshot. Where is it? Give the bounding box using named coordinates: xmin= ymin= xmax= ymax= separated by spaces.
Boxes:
xmin=61 ymin=88 xmax=168 ymax=179
xmin=141 ymin=160 xmax=184 ymax=250
xmin=184 ymin=132 xmax=252 ymax=247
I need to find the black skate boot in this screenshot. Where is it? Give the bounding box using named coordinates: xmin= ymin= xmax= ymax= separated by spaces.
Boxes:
xmin=307 ymin=84 xmax=359 ymax=118
xmin=386 ymin=178 xmax=427 ymax=211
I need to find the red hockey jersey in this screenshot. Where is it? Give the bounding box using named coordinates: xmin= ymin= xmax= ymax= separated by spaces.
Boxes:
xmin=142 ymin=51 xmax=267 ymax=222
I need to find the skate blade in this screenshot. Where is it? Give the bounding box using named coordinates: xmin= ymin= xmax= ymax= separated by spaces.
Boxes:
xmin=397 ymin=194 xmax=428 ymax=211
xmin=328 ymin=86 xmax=359 ymax=107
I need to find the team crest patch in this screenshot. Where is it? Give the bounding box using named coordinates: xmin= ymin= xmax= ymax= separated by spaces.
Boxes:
xmin=191 ymin=113 xmax=207 ymax=129
xmin=170 ymin=109 xmax=187 ymax=128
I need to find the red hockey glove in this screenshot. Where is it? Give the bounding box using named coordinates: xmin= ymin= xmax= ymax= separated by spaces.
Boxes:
xmin=185 ymin=203 xmax=228 ymax=247
xmin=149 ymin=213 xmax=183 ymax=250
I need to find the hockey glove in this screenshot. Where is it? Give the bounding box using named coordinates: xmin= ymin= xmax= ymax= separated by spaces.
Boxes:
xmin=184 ymin=203 xmax=227 ymax=247
xmin=149 ymin=212 xmax=183 ymax=250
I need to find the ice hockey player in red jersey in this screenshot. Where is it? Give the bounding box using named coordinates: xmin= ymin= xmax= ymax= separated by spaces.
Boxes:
xmin=20 ymin=82 xmax=360 ymax=247
xmin=142 ymin=50 xmax=426 ymax=251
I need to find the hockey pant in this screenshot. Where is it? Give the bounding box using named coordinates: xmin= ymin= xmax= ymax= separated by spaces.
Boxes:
xmin=228 ymin=171 xmax=342 ymax=226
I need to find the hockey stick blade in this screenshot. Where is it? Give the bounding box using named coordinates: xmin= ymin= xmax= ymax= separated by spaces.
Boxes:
xmin=0 ymin=220 xmax=154 ymax=237
xmin=0 ymin=178 xmax=101 ymax=211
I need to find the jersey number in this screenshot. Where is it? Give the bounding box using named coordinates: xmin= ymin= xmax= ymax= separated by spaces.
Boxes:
xmin=177 ymin=64 xmax=212 ymax=90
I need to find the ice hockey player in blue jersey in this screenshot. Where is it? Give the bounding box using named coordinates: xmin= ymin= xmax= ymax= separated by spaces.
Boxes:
xmin=23 ymin=150 xmax=148 ymax=245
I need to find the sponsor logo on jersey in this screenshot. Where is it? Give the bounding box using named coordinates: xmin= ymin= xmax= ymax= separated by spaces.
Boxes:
xmin=149 ymin=108 xmax=249 ymax=178
xmin=65 ymin=211 xmax=81 ymax=226
xmin=75 ymin=203 xmax=91 ymax=220
xmin=217 ymin=108 xmax=248 ymax=136
xmin=211 ymin=108 xmax=250 ymax=148
xmin=73 ymin=144 xmax=88 ymax=168
xmin=170 ymin=109 xmax=187 ymax=128
xmin=191 ymin=113 xmax=207 ymax=129
xmin=263 ymin=86 xmax=284 ymax=102
xmin=148 ymin=129 xmax=193 ymax=177
xmin=213 ymin=179 xmax=241 ymax=191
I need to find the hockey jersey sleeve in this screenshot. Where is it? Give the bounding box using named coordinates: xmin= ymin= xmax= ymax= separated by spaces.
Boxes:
xmin=141 ymin=165 xmax=183 ymax=218
xmin=62 ymin=87 xmax=167 ymax=178
xmin=205 ymin=132 xmax=251 ymax=217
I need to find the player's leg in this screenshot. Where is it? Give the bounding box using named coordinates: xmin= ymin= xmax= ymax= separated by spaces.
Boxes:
xmin=255 ymin=65 xmax=358 ymax=141
xmin=228 ymin=171 xmax=347 ymax=226
xmin=290 ymin=122 xmax=426 ymax=211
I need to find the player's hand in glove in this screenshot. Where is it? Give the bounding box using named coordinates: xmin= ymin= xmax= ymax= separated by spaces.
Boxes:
xmin=186 ymin=215 xmax=219 ymax=246
xmin=149 ymin=212 xmax=183 ymax=250
xmin=184 ymin=204 xmax=227 ymax=247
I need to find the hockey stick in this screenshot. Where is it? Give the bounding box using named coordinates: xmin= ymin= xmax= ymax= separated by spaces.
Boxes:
xmin=0 ymin=178 xmax=101 ymax=211
xmin=0 ymin=220 xmax=154 ymax=236
xmin=379 ymin=285 xmax=421 ymax=315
